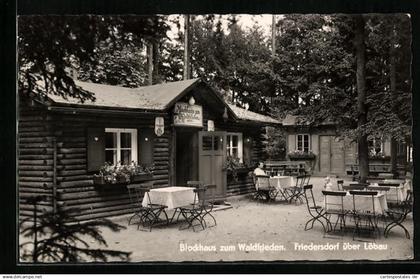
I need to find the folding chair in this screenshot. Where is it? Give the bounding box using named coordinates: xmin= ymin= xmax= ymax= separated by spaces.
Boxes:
xmin=384 ymin=190 xmax=413 ymax=239
xmin=200 ymin=184 xmax=217 ymax=228
xmin=349 ymin=190 xmax=380 ymax=240
xmin=285 ymin=175 xmax=310 ymax=204
xmin=178 ymin=187 xmax=206 ymax=232
xmin=253 ymin=174 xmax=279 ymax=202
xmin=303 ymin=185 xmax=329 ymax=232
xmin=127 ymin=182 xmax=169 ymax=231
xmin=322 ymin=190 xmax=348 ymax=234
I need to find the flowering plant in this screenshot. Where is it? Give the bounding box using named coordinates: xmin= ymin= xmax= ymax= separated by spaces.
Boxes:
xmin=369 ymin=152 xmax=390 ymax=160
xmin=287 ymin=150 xmax=316 ymax=159
xmin=223 ymin=156 xmax=253 ymax=181
xmin=94 ymin=161 xmax=154 ymax=184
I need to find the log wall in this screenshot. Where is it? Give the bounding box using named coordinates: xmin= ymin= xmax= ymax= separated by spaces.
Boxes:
xmin=52 ymin=112 xmax=172 ymax=221
xmin=18 ymin=102 xmax=56 ymax=217
xmin=18 ymin=102 xmax=172 ymax=221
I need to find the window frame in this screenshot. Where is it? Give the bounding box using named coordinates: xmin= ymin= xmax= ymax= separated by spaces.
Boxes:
xmin=296 ymin=134 xmax=311 ymax=152
xmin=105 ymin=128 xmax=138 ymax=165
xmin=368 ymin=136 xmax=384 ymax=156
xmin=226 ymin=132 xmax=243 ymax=163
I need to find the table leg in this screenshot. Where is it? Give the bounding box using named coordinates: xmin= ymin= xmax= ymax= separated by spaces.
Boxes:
xmin=168 ymin=208 xmax=180 ymax=224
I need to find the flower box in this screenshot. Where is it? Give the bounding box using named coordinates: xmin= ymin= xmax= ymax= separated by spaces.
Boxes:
xmin=93 ymin=162 xmax=155 ymax=186
xmin=288 ymin=154 xmax=316 ymax=160
xmin=93 ymin=173 xmax=153 ymax=186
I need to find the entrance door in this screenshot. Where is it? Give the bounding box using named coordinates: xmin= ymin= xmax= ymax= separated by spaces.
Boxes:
xmin=198 ymin=131 xmax=226 ymax=198
xmin=319 ymin=136 xmax=345 ymax=174
xmin=176 ymin=130 xmax=198 ymax=185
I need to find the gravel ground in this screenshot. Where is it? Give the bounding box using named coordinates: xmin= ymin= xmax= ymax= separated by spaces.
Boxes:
xmin=89 ymin=177 xmax=414 ymax=262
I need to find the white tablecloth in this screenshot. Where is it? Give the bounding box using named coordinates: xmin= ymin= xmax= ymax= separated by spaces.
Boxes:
xmin=324 ymin=193 xmax=388 ymax=215
xmin=371 ymin=181 xmax=409 ymax=203
xmin=142 ymin=186 xmax=196 ymax=210
xmin=269 ymin=176 xmax=295 ymax=190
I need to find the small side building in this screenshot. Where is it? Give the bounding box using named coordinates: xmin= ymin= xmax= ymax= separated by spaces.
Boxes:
xmin=282 ymin=115 xmax=410 ymax=177
xmin=18 ymin=78 xmax=280 ymax=220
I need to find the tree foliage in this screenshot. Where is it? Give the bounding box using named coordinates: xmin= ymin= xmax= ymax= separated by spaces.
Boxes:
xmin=18 ymin=15 xmax=169 ymax=100
xmin=20 ymin=196 xmax=130 ymax=262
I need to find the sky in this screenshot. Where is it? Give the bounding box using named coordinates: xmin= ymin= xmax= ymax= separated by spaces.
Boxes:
xmin=167 ymin=14 xmax=281 ymax=39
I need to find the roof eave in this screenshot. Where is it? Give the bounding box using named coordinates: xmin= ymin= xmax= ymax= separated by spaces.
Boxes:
xmin=163 ymin=78 xmax=202 ymax=110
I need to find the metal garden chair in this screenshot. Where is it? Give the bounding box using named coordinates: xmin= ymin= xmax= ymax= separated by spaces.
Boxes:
xmin=178 ymin=187 xmax=206 ymax=232
xmin=285 ymin=174 xmax=310 ymax=204
xmin=127 ymin=182 xmax=169 ymax=231
xmin=384 ymin=190 xmax=413 ymax=239
xmin=322 ymin=190 xmax=348 ymax=234
xmin=200 ymin=184 xmax=217 ymax=228
xmin=349 ymin=190 xmax=380 ymax=240
xmin=303 ymin=184 xmax=329 ymax=233
xmin=252 ymin=174 xmax=279 ymax=202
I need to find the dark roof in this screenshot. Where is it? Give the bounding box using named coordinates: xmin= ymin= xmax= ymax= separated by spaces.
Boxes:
xmin=228 ymin=104 xmax=281 ymax=124
xmin=282 ymin=114 xmax=335 ymax=126
xmin=45 ymin=78 xmax=280 ymax=124
xmin=47 ymin=79 xmax=200 ymax=111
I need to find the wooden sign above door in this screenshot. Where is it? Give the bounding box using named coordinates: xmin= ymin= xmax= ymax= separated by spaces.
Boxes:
xmin=173 ymin=102 xmax=203 ymax=127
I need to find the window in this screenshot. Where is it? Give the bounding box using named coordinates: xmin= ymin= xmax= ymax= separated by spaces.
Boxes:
xmin=296 ymin=134 xmax=310 ymax=152
xmin=226 ymin=133 xmax=243 ymax=162
xmin=368 ymin=137 xmax=383 ymax=156
xmin=105 ymin=128 xmax=138 ymax=165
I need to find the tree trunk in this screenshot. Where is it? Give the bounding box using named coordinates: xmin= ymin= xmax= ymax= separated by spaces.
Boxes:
xmin=389 ymin=23 xmax=398 ymax=176
xmin=152 ymin=41 xmax=160 ymax=84
xmin=183 ymin=14 xmax=191 ymax=80
xmin=271 ymin=15 xmax=276 ymax=107
xmin=354 ymin=15 xmax=369 ymax=183
xmin=147 ymin=43 xmax=153 ymax=85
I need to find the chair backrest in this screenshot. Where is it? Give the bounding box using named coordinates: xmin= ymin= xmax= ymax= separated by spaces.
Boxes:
xmin=349 ymin=190 xmax=378 ymax=215
xmin=400 ymin=190 xmax=413 ymax=212
xmin=337 ymin=180 xmax=344 ymax=191
xmin=193 ymin=186 xmax=207 ymax=207
xmin=322 ymin=190 xmax=347 ymax=212
xmin=255 ymin=175 xmax=270 ymax=190
xmin=127 ymin=182 xmax=154 ymax=206
xmin=303 ymin=184 xmax=317 ymax=210
xmin=366 ymin=186 xmax=390 ymax=192
xmin=342 ymin=184 xmax=366 ymax=191
xmin=296 ymin=174 xmax=310 ymax=188
xmin=187 ymin=180 xmax=204 ymax=188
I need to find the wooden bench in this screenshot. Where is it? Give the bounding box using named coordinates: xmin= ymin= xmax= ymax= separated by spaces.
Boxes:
xmin=345 ymin=163 xmax=392 ymax=177
xmin=264 ymin=161 xmax=308 ymax=176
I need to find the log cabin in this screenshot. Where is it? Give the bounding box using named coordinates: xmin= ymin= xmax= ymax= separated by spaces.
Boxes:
xmin=18 ymin=78 xmax=280 ymax=221
xmin=282 ymin=115 xmax=411 ymax=178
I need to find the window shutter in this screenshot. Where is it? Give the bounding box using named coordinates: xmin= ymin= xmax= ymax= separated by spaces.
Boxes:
xmin=243 ymin=136 xmax=252 ymax=166
xmin=139 ymin=129 xmax=154 ymax=166
xmin=87 ymin=127 xmax=105 ymax=172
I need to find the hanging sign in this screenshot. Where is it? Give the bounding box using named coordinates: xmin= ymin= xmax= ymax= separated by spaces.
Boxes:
xmin=173 ymin=102 xmax=203 ymax=127
xmin=155 ymin=117 xmax=165 ymax=136
xmin=207 ymin=120 xmax=215 ymax=131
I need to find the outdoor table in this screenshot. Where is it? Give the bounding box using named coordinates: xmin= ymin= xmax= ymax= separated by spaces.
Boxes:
xmin=142 ymin=186 xmax=196 ymax=210
xmin=141 ymin=186 xmax=196 ymax=224
xmin=324 ymin=192 xmax=388 ymax=215
xmin=269 ymin=176 xmax=295 ymax=201
xmin=374 ymin=180 xmax=409 ymax=204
